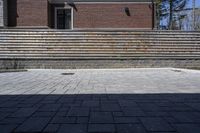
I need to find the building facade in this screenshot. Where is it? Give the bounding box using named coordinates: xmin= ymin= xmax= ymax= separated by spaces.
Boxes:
xmin=1 ymin=0 xmax=155 ymax=29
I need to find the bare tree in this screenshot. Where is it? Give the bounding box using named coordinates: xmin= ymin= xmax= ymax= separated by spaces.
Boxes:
xmin=155 ymin=0 xmax=188 ymax=30
xmin=192 ymin=0 xmax=196 ymax=30
xmin=195 ymin=9 xmax=200 ymax=30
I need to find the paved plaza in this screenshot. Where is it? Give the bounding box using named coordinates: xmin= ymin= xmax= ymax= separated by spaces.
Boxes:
xmin=0 ymin=68 xmax=200 ymax=133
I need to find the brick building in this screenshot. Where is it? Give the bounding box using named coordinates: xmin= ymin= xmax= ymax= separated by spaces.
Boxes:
xmin=0 ymin=0 xmax=155 ymax=29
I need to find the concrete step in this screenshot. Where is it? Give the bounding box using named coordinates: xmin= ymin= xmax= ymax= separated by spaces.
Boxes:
xmin=1 ymin=51 xmax=200 ymax=55
xmin=1 ymin=40 xmax=200 ymax=43
xmin=0 ymin=29 xmax=200 ymax=69
xmin=1 ymin=42 xmax=200 ymax=45
xmin=1 ymin=55 xmax=200 ymax=60
xmin=1 ymin=45 xmax=199 ymax=49
xmin=1 ymin=46 xmax=200 ymax=49
xmin=1 ymin=37 xmax=200 ymax=41
xmin=1 ymin=54 xmax=200 ymax=59
xmin=1 ymin=49 xmax=200 ymax=52
xmin=1 ymin=34 xmax=200 ymax=38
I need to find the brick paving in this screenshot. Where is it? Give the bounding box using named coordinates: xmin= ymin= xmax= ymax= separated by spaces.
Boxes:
xmin=0 ymin=68 xmax=200 ymax=133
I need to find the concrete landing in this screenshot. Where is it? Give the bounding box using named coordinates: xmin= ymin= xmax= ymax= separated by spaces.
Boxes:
xmin=0 ymin=68 xmax=200 ymax=133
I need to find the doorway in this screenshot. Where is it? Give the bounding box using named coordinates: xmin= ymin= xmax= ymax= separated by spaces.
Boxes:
xmin=55 ymin=8 xmax=73 ymax=29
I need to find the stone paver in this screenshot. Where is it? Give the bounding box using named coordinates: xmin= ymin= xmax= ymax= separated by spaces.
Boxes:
xmin=116 ymin=124 xmax=147 ymax=133
xmin=174 ymin=124 xmax=200 ymax=133
xmin=14 ymin=117 xmax=51 ymax=132
xmin=90 ymin=112 xmax=114 ymax=124
xmin=140 ymin=117 xmax=175 ymax=132
xmin=88 ymin=124 xmax=116 ymax=133
xmin=0 ymin=68 xmax=200 ymax=133
xmin=58 ymin=124 xmax=87 ymax=133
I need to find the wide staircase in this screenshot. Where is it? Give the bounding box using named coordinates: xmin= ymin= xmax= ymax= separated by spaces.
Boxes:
xmin=0 ymin=29 xmax=200 ymax=69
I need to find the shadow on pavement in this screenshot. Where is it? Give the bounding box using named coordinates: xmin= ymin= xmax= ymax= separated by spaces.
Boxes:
xmin=0 ymin=93 xmax=200 ymax=133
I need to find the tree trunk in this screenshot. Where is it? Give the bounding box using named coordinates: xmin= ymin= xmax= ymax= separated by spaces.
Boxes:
xmin=193 ymin=0 xmax=196 ymax=30
xmin=169 ymin=0 xmax=173 ymax=30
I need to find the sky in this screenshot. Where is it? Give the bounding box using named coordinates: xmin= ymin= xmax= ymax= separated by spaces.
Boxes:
xmin=187 ymin=0 xmax=200 ymax=8
xmin=160 ymin=0 xmax=200 ymax=29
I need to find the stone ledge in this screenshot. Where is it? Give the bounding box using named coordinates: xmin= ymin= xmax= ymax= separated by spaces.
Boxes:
xmin=0 ymin=59 xmax=200 ymax=69
xmin=0 ymin=69 xmax=27 ymax=73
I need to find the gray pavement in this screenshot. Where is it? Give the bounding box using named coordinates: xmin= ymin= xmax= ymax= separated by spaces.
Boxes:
xmin=0 ymin=68 xmax=200 ymax=133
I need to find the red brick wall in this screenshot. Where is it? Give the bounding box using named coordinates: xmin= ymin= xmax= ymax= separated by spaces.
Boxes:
xmin=8 ymin=1 xmax=153 ymax=29
xmin=73 ymin=3 xmax=153 ymax=29
xmin=8 ymin=0 xmax=48 ymax=27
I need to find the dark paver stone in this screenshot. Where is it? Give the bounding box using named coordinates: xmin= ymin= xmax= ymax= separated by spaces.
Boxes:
xmin=185 ymin=103 xmax=200 ymax=111
xmin=32 ymin=111 xmax=56 ymax=117
xmin=58 ymin=106 xmax=70 ymax=111
xmin=82 ymin=100 xmax=99 ymax=107
xmin=0 ymin=124 xmax=17 ymax=133
xmin=114 ymin=117 xmax=139 ymax=124
xmin=90 ymin=112 xmax=114 ymax=123
xmin=122 ymin=107 xmax=145 ymax=116
xmin=14 ymin=117 xmax=50 ymax=132
xmin=44 ymin=124 xmax=60 ymax=133
xmin=113 ymin=112 xmax=124 ymax=117
xmin=58 ymin=124 xmax=87 ymax=133
xmin=68 ymin=107 xmax=90 ymax=117
xmin=175 ymin=124 xmax=200 ymax=133
xmin=138 ymin=103 xmax=161 ymax=111
xmin=50 ymin=117 xmax=76 ymax=124
xmin=20 ymin=97 xmax=43 ymax=104
xmin=101 ymin=101 xmax=118 ymax=105
xmin=118 ymin=100 xmax=138 ymax=107
xmin=0 ymin=117 xmax=26 ymax=124
xmin=171 ymin=112 xmax=200 ymax=123
xmin=77 ymin=117 xmax=89 ymax=123
xmin=101 ymin=104 xmax=121 ymax=111
xmin=145 ymin=111 xmax=170 ymax=117
xmin=57 ymin=98 xmax=75 ymax=103
xmin=11 ymin=107 xmax=37 ymax=117
xmin=140 ymin=117 xmax=175 ymax=132
xmin=0 ymin=101 xmax=19 ymax=108
xmin=88 ymin=124 xmax=115 ymax=133
xmin=0 ymin=112 xmax=10 ymax=120
xmin=16 ymin=103 xmax=36 ymax=108
xmin=90 ymin=107 xmax=101 ymax=112
xmin=38 ymin=104 xmax=61 ymax=111
xmin=0 ymin=107 xmax=18 ymax=112
xmin=163 ymin=117 xmax=178 ymax=124
xmin=117 ymin=124 xmax=146 ymax=133
xmin=55 ymin=111 xmax=68 ymax=117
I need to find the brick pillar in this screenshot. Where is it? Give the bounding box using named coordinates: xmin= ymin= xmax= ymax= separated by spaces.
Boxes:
xmin=0 ymin=0 xmax=7 ymax=27
xmin=3 ymin=0 xmax=7 ymax=26
xmin=0 ymin=0 xmax=4 ymax=27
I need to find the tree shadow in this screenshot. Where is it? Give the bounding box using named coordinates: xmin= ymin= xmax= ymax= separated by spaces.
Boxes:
xmin=0 ymin=93 xmax=200 ymax=133
xmin=7 ymin=0 xmax=18 ymax=27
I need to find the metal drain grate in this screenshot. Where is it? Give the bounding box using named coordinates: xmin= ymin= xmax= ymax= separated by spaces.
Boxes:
xmin=172 ymin=69 xmax=182 ymax=73
xmin=61 ymin=73 xmax=75 ymax=75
